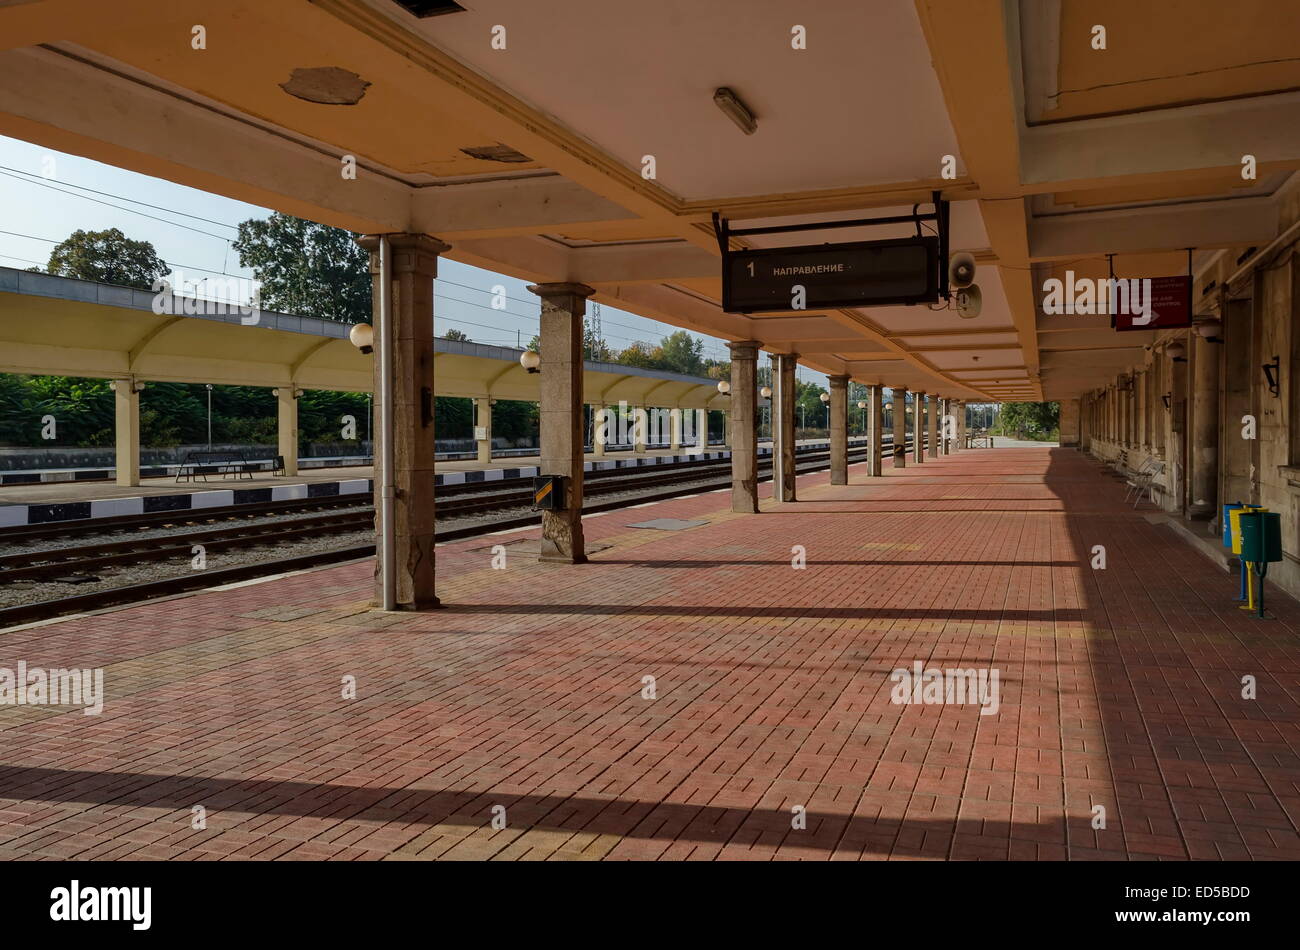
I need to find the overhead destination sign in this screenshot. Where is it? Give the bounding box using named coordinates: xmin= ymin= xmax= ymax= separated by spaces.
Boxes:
xmin=1113 ymin=275 xmax=1193 ymax=331
xmin=722 ymin=236 xmax=940 ymax=314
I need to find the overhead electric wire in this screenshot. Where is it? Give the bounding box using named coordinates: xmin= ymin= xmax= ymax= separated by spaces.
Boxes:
xmin=2 ymin=165 xmax=730 ymax=357
xmin=0 ymin=169 xmax=233 ymax=241
xmin=0 ymin=164 xmax=240 ymax=230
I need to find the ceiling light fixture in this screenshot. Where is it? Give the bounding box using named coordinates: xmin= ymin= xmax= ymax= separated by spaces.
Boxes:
xmin=713 ymin=87 xmax=757 ymax=135
xmin=460 ymin=144 xmax=532 ymax=163
xmin=390 ymin=0 xmax=466 ymax=17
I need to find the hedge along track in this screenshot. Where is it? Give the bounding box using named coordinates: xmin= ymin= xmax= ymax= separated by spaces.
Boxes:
xmin=0 ymin=441 xmax=898 ymax=626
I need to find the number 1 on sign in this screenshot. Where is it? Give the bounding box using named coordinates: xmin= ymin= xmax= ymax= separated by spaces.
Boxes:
xmin=747 ymin=261 xmax=754 ymax=277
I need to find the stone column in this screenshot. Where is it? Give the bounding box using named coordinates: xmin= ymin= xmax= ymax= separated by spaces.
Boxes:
xmin=891 ymin=387 xmax=908 ymax=467
xmin=774 ymin=353 xmax=798 ymax=501
xmin=867 ymin=385 xmax=884 ymax=475
xmin=633 ymin=406 xmax=648 ymax=453
xmin=593 ymin=407 xmax=607 ymax=456
xmin=113 ymin=378 xmax=140 ymax=487
xmin=529 ymin=282 xmax=593 ymax=563
xmin=358 ymin=233 xmax=446 ymax=610
xmin=953 ymin=401 xmax=965 ymax=451
xmin=695 ymin=408 xmax=708 ymax=452
xmin=668 ymin=408 xmax=682 ymax=451
xmin=474 ymin=396 xmax=492 ymax=465
xmin=1189 ymin=332 xmax=1219 ymax=518
xmin=276 ymin=386 xmax=299 ymax=476
xmin=828 ymin=374 xmax=849 ymax=485
xmin=728 ymin=340 xmax=761 ymax=512
xmin=914 ymin=392 xmax=927 ymax=463
xmin=926 ymin=394 xmax=938 ymax=458
xmin=1059 ymin=398 xmax=1081 ymax=448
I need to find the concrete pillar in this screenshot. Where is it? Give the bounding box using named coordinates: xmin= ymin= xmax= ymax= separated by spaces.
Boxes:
xmin=891 ymin=387 xmax=908 ymax=467
xmin=358 ymin=232 xmax=446 ymax=610
xmin=828 ymin=374 xmax=849 ymax=485
xmin=1108 ymin=387 xmax=1117 ymax=443
xmin=867 ymin=385 xmax=884 ymax=475
xmin=1059 ymin=398 xmax=1081 ymax=448
xmin=926 ymin=394 xmax=938 ymax=458
xmin=941 ymin=395 xmax=951 ymax=454
xmin=276 ymin=386 xmax=299 ymax=476
xmin=1168 ymin=353 xmax=1187 ymax=511
xmin=727 ymin=340 xmax=760 ymax=512
xmin=633 ymin=406 xmax=648 ymax=453
xmin=593 ymin=407 xmax=607 ymax=456
xmin=474 ymin=396 xmax=492 ymax=465
xmin=1189 ymin=331 xmax=1220 ymax=517
xmin=954 ymin=401 xmax=965 ymax=451
xmin=1135 ymin=370 xmax=1147 ymax=451
xmin=695 ymin=408 xmax=708 ymax=452
xmin=529 ymin=282 xmax=593 ymax=563
xmin=1221 ymin=296 xmax=1255 ymax=506
xmin=914 ymin=392 xmax=927 ymax=463
xmin=113 ymin=378 xmax=140 ymax=487
xmin=774 ymin=353 xmax=798 ymax=501
xmin=669 ymin=408 xmax=682 ymax=451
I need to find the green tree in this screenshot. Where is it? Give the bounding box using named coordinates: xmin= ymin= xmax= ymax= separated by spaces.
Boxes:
xmin=796 ymin=381 xmax=829 ymax=428
xmin=442 ymin=328 xmax=471 ymax=342
xmin=615 ymin=341 xmax=663 ymax=370
xmin=657 ymin=330 xmax=705 ymax=375
xmin=997 ymin=401 xmax=1059 ymax=440
xmin=45 ymin=228 xmax=169 ymax=291
xmin=232 ymin=212 xmax=369 ymax=323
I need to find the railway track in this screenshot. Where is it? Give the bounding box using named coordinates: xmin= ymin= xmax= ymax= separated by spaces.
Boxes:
xmin=0 ymin=440 xmax=902 ymax=626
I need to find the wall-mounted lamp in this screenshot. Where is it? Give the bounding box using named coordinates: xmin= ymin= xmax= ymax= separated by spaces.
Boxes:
xmin=1263 ymin=355 xmax=1280 ymax=397
xmin=1167 ymin=341 xmax=1187 ymax=362
xmin=271 ymin=388 xmax=305 ymax=399
xmin=108 ymin=381 xmax=146 ymax=394
xmin=348 ymin=323 xmax=374 ymax=354
xmin=520 ymin=350 xmax=541 ymax=374
xmin=1196 ymin=319 xmax=1223 ymax=344
xmin=857 ymin=400 xmax=867 ymax=409
xmin=759 ymin=385 xmax=772 ymax=399
xmin=819 ymin=392 xmax=830 ymax=404
xmin=716 ymin=379 xmax=731 ymax=395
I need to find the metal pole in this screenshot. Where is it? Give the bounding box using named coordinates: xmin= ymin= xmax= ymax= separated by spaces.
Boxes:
xmin=205 ymin=384 xmax=212 ymax=449
xmin=378 ymin=235 xmax=396 ymax=612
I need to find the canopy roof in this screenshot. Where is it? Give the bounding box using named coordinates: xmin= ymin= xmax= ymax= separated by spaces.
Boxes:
xmin=0 ymin=267 xmax=732 ymax=408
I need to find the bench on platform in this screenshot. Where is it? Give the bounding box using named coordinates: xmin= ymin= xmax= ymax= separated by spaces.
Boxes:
xmin=175 ymin=450 xmax=255 ymax=482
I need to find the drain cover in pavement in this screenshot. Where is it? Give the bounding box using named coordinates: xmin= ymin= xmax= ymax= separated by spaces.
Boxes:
xmin=625 ymin=518 xmax=709 ymax=531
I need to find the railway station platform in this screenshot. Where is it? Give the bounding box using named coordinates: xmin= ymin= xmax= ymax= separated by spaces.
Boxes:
xmin=0 ymin=438 xmax=866 ymax=527
xmin=1 ymin=445 xmax=1296 ymax=861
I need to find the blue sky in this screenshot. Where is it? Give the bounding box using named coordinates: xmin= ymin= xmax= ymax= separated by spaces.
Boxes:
xmin=0 ymin=134 xmax=831 ymax=389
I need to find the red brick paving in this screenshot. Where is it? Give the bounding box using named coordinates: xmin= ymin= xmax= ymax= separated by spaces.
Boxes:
xmin=1 ymin=447 xmax=1298 ymax=860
